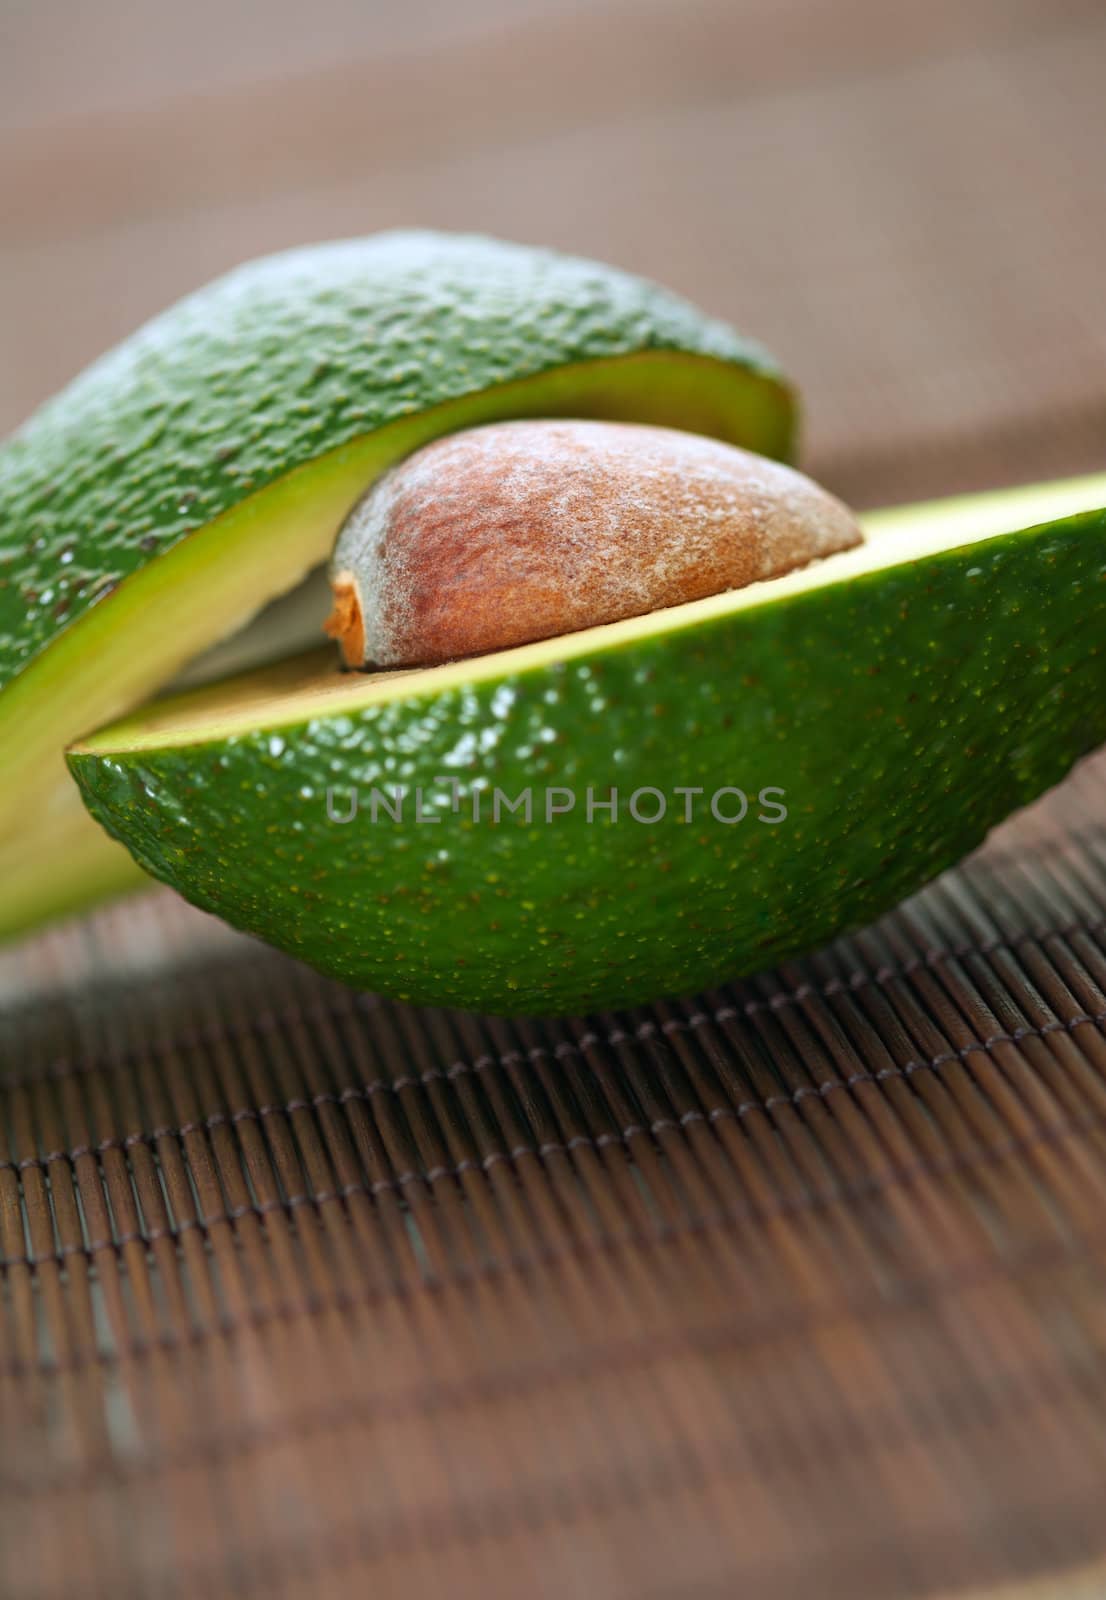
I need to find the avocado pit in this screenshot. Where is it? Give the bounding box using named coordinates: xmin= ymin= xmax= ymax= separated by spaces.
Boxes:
xmin=323 ymin=572 xmax=367 ymax=669
xmin=325 ymin=419 xmax=863 ymax=669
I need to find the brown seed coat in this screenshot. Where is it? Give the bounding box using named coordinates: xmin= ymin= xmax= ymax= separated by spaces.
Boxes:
xmin=327 ymin=419 xmax=862 ymax=668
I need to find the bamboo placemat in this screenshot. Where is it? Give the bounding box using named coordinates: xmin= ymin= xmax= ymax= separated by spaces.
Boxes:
xmin=5 ymin=740 xmax=1106 ymax=1598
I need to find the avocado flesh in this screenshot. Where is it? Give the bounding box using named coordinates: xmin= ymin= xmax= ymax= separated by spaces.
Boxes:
xmin=1 ymin=231 xmax=795 ymax=941
xmin=68 ymin=474 xmax=1106 ymax=1016
xmin=4 ymin=789 xmax=145 ymax=938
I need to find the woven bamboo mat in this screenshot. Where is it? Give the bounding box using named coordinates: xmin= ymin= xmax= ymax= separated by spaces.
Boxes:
xmin=5 ymin=3 xmax=1106 ymax=1596
xmin=5 ymin=749 xmax=1106 ymax=1598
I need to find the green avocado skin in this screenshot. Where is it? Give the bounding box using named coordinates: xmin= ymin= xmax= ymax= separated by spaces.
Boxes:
xmin=0 ymin=232 xmax=790 ymax=693
xmin=69 ymin=509 xmax=1106 ymax=1016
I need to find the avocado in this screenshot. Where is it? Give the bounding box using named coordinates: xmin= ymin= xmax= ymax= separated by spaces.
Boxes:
xmin=0 ymin=231 xmax=793 ymax=939
xmin=67 ymin=473 xmax=1106 ymax=1016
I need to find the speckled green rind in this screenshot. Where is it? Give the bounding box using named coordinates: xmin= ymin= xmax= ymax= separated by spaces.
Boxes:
xmin=0 ymin=231 xmax=791 ymax=691
xmin=68 ymin=507 xmax=1106 ymax=1016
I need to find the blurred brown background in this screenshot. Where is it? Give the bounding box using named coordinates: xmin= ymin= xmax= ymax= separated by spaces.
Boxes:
xmin=2 ymin=0 xmax=1103 ymax=506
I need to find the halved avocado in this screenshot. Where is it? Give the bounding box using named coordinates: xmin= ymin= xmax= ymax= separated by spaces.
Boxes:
xmin=68 ymin=473 xmax=1106 ymax=1016
xmin=0 ymin=231 xmax=793 ymax=938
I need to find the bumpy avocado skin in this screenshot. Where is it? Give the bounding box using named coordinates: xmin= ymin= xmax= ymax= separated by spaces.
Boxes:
xmin=0 ymin=232 xmax=791 ymax=693
xmin=69 ymin=509 xmax=1106 ymax=1016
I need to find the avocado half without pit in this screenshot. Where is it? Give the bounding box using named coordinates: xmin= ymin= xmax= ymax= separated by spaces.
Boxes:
xmin=3 ymin=232 xmax=1105 ymax=1015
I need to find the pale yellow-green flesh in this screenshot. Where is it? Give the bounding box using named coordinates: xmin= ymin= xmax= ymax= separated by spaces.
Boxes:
xmin=4 ymin=792 xmax=147 ymax=936
xmin=9 ymin=468 xmax=1106 ymax=943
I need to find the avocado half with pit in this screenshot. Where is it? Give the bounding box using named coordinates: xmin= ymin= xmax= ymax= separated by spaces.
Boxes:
xmin=68 ymin=472 xmax=1106 ymax=1015
xmin=0 ymin=231 xmax=793 ymax=938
